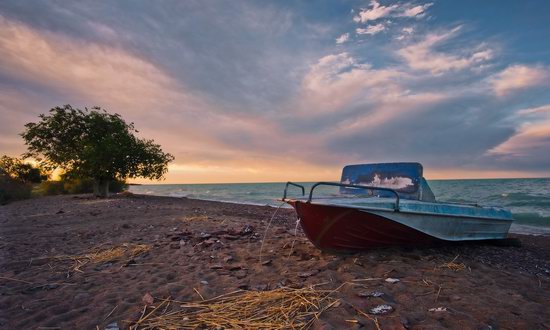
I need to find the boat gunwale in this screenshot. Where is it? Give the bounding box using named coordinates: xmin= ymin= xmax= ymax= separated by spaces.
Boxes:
xmin=283 ymin=198 xmax=514 ymax=222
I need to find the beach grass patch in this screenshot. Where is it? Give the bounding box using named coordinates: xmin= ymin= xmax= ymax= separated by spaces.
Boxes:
xmin=129 ymin=287 xmax=338 ymax=330
xmin=439 ymin=255 xmax=466 ymax=271
xmin=181 ymin=215 xmax=209 ymax=222
xmin=53 ymin=243 xmax=150 ymax=274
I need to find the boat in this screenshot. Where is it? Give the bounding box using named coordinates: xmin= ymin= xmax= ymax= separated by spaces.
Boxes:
xmin=282 ymin=162 xmax=513 ymax=253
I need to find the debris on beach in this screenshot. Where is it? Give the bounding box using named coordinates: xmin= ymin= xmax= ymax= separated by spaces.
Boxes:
xmin=182 ymin=215 xmax=209 ymax=222
xmin=439 ymin=255 xmax=466 ymax=271
xmin=130 ymin=287 xmax=338 ymax=330
xmin=105 ymin=322 xmax=119 ymax=330
xmin=141 ymin=293 xmax=154 ymax=305
xmin=298 ymin=270 xmax=318 ymax=278
xmin=428 ymin=307 xmax=448 ymax=312
xmin=369 ymin=304 xmax=393 ymax=315
xmin=385 ymin=277 xmax=400 ymax=284
xmin=357 ymin=291 xmax=384 ymax=298
xmin=52 ymin=243 xmax=150 ymax=275
xmin=199 ymin=232 xmax=212 ymax=239
xmin=233 ymin=269 xmax=248 ymax=279
xmin=240 ymin=224 xmax=254 ymax=235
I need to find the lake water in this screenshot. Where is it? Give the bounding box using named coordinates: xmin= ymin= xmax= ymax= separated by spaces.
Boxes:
xmin=129 ymin=178 xmax=550 ymax=235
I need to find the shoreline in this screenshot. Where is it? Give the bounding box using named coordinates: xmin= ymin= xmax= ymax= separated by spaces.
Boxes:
xmin=131 ymin=191 xmax=550 ymax=237
xmin=1 ymin=194 xmax=549 ymax=329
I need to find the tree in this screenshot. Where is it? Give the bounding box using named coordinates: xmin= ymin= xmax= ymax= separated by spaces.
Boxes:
xmin=22 ymin=105 xmax=174 ymax=197
xmin=0 ymin=155 xmax=46 ymax=183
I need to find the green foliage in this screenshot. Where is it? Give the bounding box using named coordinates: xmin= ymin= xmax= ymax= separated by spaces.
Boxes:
xmin=0 ymin=172 xmax=32 ymax=204
xmin=0 ymin=155 xmax=46 ymax=183
xmin=107 ymin=179 xmax=127 ymax=193
xmin=37 ymin=180 xmax=66 ymax=196
xmin=63 ymin=177 xmax=93 ymax=195
xmin=36 ymin=178 xmax=127 ymax=196
xmin=21 ymin=105 xmax=174 ymax=196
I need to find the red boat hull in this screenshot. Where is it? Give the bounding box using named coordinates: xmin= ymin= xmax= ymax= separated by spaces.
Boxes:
xmin=291 ymin=201 xmax=439 ymax=252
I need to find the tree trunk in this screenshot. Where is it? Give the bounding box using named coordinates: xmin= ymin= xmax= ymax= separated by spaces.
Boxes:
xmin=93 ymin=179 xmax=110 ymax=198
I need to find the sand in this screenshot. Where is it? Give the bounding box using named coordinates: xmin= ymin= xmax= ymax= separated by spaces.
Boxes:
xmin=0 ymin=194 xmax=549 ymax=329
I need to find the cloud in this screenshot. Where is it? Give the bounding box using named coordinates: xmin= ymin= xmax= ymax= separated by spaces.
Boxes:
xmin=0 ymin=15 xmax=187 ymax=111
xmin=489 ymin=104 xmax=550 ymax=157
xmin=488 ymin=122 xmax=550 ymax=157
xmin=0 ymin=14 xmax=309 ymax=181
xmin=335 ymin=32 xmax=350 ymax=44
xmin=482 ymin=103 xmax=550 ymax=172
xmin=398 ymin=3 xmax=433 ymax=18
xmin=396 ymin=27 xmax=414 ymax=40
xmin=353 ymin=1 xmax=433 ymax=24
xmin=353 ymin=1 xmax=398 ymax=23
xmin=397 ymin=27 xmax=493 ymax=74
xmin=297 ymin=53 xmax=398 ymax=114
xmin=517 ymin=104 xmax=550 ymax=116
xmin=490 ymin=65 xmax=549 ymax=96
xmin=356 ymin=23 xmax=386 ymax=35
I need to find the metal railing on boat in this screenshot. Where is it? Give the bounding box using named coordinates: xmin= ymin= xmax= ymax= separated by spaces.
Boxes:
xmin=283 ymin=181 xmax=401 ymax=211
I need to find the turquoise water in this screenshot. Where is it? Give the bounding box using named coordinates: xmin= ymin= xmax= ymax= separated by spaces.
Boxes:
xmin=129 ymin=178 xmax=550 ymax=235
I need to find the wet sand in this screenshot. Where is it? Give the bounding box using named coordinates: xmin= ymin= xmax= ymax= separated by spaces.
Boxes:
xmin=0 ymin=194 xmax=549 ymax=329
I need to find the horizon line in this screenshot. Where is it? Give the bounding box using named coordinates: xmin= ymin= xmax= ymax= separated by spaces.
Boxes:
xmin=130 ymin=176 xmax=550 ymax=185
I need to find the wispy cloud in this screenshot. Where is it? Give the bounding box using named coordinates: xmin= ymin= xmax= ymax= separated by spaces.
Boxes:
xmin=356 ymin=23 xmax=386 ymax=35
xmin=396 ymin=26 xmax=414 ymax=40
xmin=353 ymin=1 xmax=398 ymax=23
xmin=298 ymin=52 xmax=395 ymax=113
xmin=488 ymin=122 xmax=550 ymax=157
xmin=517 ymin=104 xmax=550 ymax=116
xmin=397 ymin=3 xmax=433 ymax=18
xmin=353 ymin=1 xmax=432 ymax=23
xmin=490 ymin=65 xmax=549 ymax=96
xmin=397 ymin=27 xmax=493 ymax=74
xmin=335 ymin=32 xmax=349 ymax=44
xmin=489 ymin=103 xmax=550 ymax=156
xmin=0 ymin=16 xmax=184 ymax=110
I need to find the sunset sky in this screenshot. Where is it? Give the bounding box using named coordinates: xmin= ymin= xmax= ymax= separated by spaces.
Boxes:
xmin=1 ymin=1 xmax=550 ymax=183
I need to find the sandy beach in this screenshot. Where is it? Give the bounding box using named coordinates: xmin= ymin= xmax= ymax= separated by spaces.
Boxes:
xmin=1 ymin=194 xmax=549 ymax=329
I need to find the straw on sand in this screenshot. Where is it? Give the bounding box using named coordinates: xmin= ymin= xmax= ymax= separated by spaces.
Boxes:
xmin=54 ymin=243 xmax=150 ymax=274
xmin=181 ymin=215 xmax=209 ymax=222
xmin=439 ymin=255 xmax=466 ymax=271
xmin=130 ymin=286 xmax=338 ymax=330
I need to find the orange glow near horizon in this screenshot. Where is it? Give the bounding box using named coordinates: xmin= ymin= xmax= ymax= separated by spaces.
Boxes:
xmin=127 ymin=162 xmax=550 ymax=185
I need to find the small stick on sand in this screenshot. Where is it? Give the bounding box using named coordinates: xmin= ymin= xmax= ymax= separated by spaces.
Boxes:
xmin=103 ymin=305 xmax=118 ymax=321
xmin=435 ymin=285 xmax=442 ymax=302
xmin=350 ymin=277 xmax=383 ymax=282
xmin=439 ymin=254 xmax=466 ymax=271
xmin=259 ymin=202 xmax=285 ymax=263
xmin=348 ymin=302 xmax=381 ymax=330
xmin=0 ymin=276 xmax=34 ymax=284
xmin=193 ymin=287 xmax=205 ymax=300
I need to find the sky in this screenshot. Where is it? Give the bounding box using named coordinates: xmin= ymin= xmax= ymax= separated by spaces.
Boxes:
xmin=1 ymin=0 xmax=550 ymax=183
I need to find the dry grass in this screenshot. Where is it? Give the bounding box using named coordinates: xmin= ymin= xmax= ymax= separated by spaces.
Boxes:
xmin=181 ymin=215 xmax=209 ymax=222
xmin=130 ymin=286 xmax=338 ymax=330
xmin=439 ymin=255 xmax=466 ymax=271
xmin=53 ymin=243 xmax=150 ymax=274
